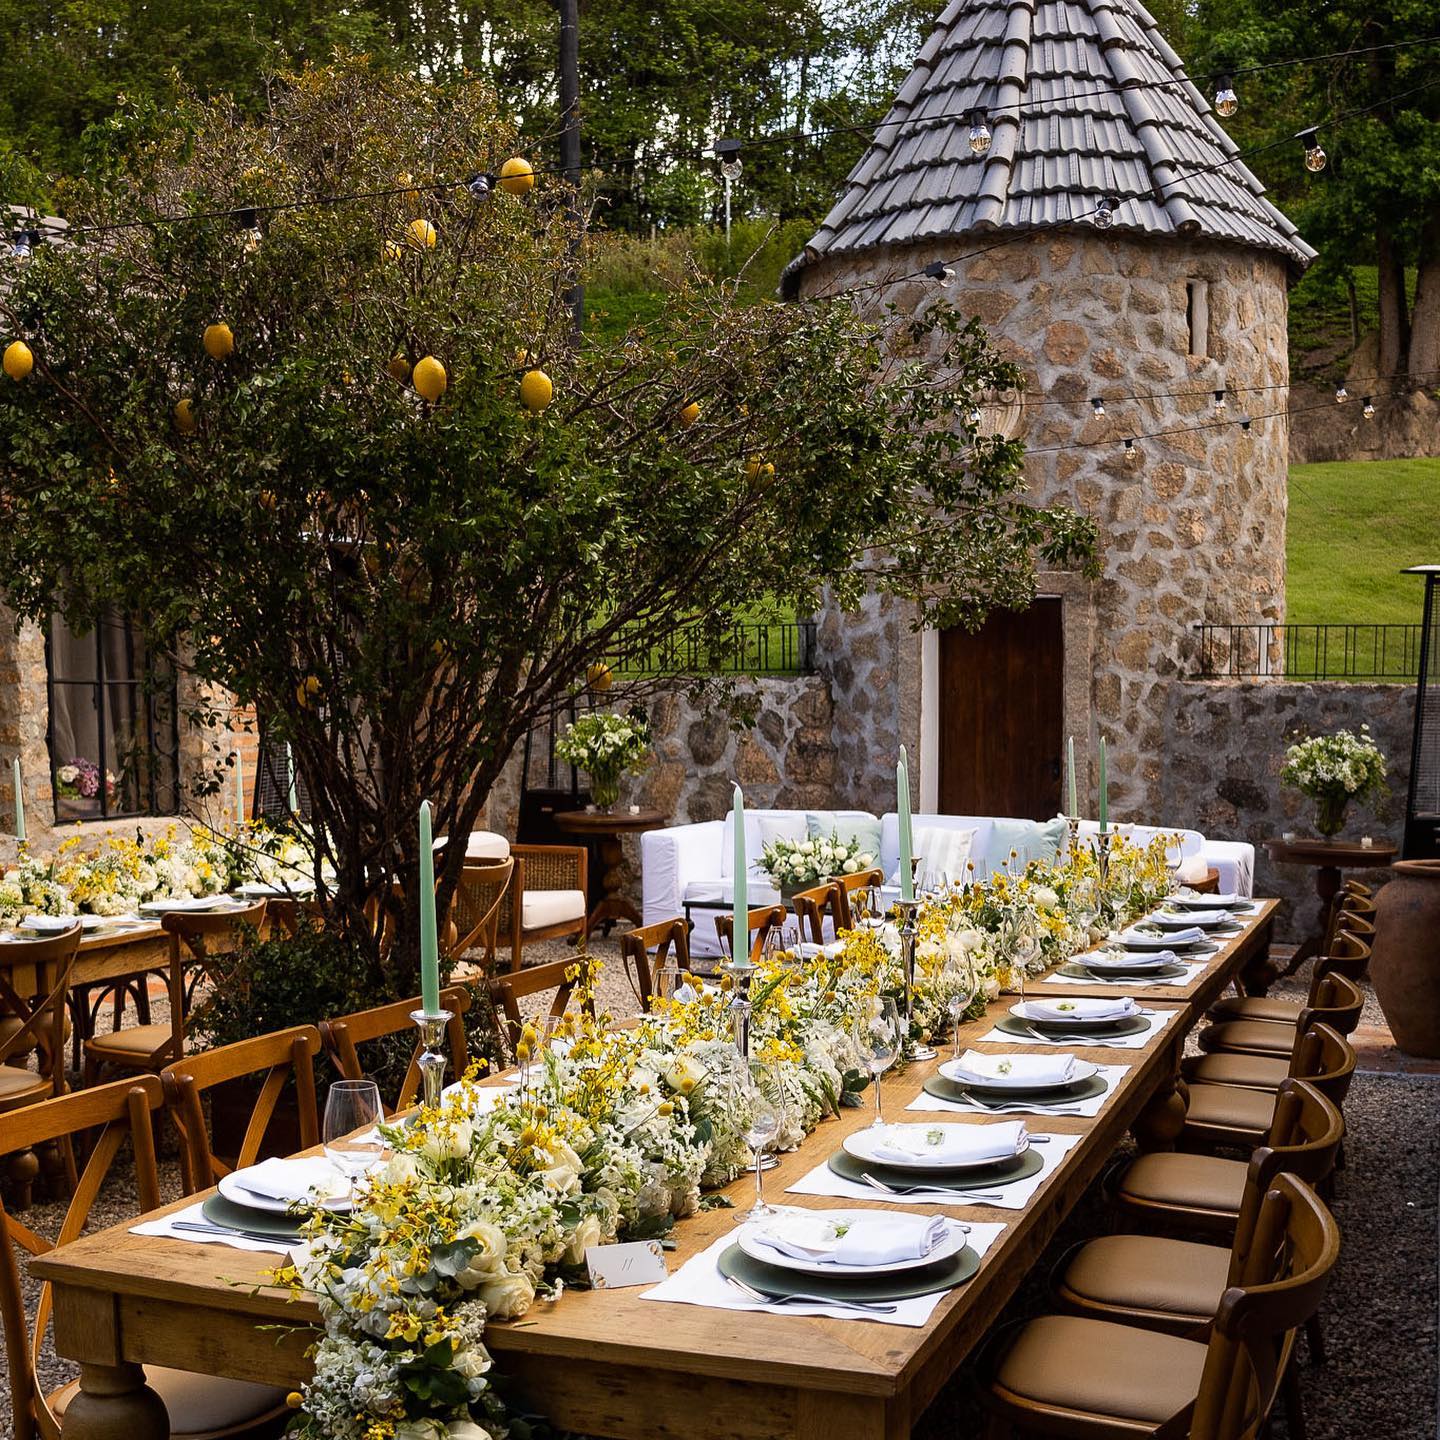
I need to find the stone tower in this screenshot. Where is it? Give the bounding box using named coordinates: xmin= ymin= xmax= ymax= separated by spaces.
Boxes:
xmin=784 ymin=0 xmax=1314 ymax=823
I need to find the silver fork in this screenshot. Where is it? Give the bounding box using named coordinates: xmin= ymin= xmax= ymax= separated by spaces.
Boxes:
xmin=172 ymin=1219 xmax=291 ymax=1244
xmin=954 ymin=1094 xmax=1086 ymax=1117
xmin=724 ymin=1274 xmax=898 ymax=1314
xmin=859 ymin=1173 xmax=1003 ymax=1203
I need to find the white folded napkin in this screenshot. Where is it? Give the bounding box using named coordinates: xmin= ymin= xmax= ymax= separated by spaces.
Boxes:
xmin=750 ymin=1211 xmax=948 ymax=1268
xmin=1174 ymin=888 xmax=1240 ymax=906
xmin=1023 ymin=997 xmax=1137 ymax=1023
xmin=230 ymin=1156 xmax=350 ymax=1205
xmin=950 ymin=1050 xmax=1078 ymax=1086
xmin=795 ymin=940 xmax=846 ymax=959
xmin=870 ymin=1121 xmax=1025 ymax=1166
xmin=1126 ymin=924 xmax=1205 ymax=946
xmin=1084 ymin=949 xmax=1175 ymax=969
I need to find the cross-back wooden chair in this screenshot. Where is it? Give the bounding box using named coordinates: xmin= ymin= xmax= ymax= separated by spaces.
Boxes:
xmin=0 ymin=1076 xmax=287 ymax=1439
xmin=1199 ymin=972 xmax=1363 ymax=1062
xmin=832 ymin=867 xmax=885 ymax=930
xmin=1322 ymin=887 xmax=1376 ymax=954
xmin=319 ymin=986 xmax=471 ymax=1115
xmin=791 ymin=882 xmax=843 ymax=946
xmin=445 ymin=858 xmax=515 ymax=970
xmin=489 ymin=955 xmax=595 ymax=1063
xmin=713 ymin=905 xmax=786 ymax=965
xmin=160 ymin=1024 xmax=322 ymax=1196
xmin=983 ymin=1171 xmax=1339 ymax=1440
xmin=82 ymin=903 xmax=268 ymax=1086
xmin=618 ymin=918 xmax=692 ymax=1010
xmin=1208 ymin=932 xmax=1369 ymax=1028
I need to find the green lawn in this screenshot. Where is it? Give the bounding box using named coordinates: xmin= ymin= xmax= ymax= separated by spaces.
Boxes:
xmin=1287 ymin=457 xmax=1440 ymax=625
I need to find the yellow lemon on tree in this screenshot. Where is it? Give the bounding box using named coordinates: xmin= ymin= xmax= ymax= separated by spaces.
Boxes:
xmin=520 ymin=368 xmax=554 ymax=412
xmin=258 ymin=489 xmax=278 ymax=511
xmin=743 ymin=457 xmax=762 ymax=479
xmin=173 ymin=398 xmax=197 ymax=434
xmin=383 ymin=239 xmax=405 ymax=262
xmin=396 ymin=171 xmax=420 ymax=205
xmin=412 ymin=355 xmax=448 ymax=403
xmin=406 ymin=218 xmax=437 ymax=250
xmin=202 ymin=323 xmax=234 ymax=360
xmin=586 ymin=662 xmax=613 ymax=692
xmin=387 ymin=352 xmax=412 ymax=383
xmin=4 ymin=340 xmax=35 ymax=380
xmin=679 ymin=400 xmax=701 ymax=428
xmin=295 ymin=675 xmax=322 ymax=708
xmin=498 ymin=157 xmax=535 ymax=196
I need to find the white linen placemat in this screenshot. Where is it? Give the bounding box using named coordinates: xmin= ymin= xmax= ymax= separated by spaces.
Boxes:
xmin=1042 ymin=959 xmax=1208 ymax=989
xmin=785 ymin=1132 xmax=1082 ymax=1211
xmin=972 ymin=1007 xmax=1178 ymax=1051
xmin=641 ymin=1212 xmax=1007 ymax=1326
xmin=131 ymin=1201 xmax=296 ymax=1254
xmin=904 ymin=1064 xmax=1130 ymax=1118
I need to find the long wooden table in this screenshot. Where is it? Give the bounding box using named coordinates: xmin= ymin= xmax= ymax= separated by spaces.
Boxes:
xmin=33 ymin=901 xmax=1277 ymax=1440
xmin=2 ymin=923 xmax=171 ymax=997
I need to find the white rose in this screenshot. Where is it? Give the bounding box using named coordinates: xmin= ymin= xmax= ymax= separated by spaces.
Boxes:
xmin=381 ymin=1152 xmax=420 ymax=1186
xmin=450 ymin=1347 xmax=493 ymax=1383
xmin=1033 ymin=886 xmax=1060 ymax=911
xmin=535 ymin=1137 xmax=584 ymax=1195
xmin=448 ymin=1423 xmax=494 ymax=1440
xmin=454 ymin=1219 xmax=508 ymax=1288
xmin=395 ymin=1422 xmax=447 ymax=1440
xmin=842 ymin=858 xmax=859 ymax=874
xmin=954 ymin=928 xmax=984 ymax=953
xmin=565 ymin=1213 xmax=604 ymax=1266
xmin=479 ymin=1268 xmax=536 ymax=1320
xmin=420 ymin=1120 xmax=473 ymax=1165
xmin=664 ymin=1054 xmax=707 ymax=1095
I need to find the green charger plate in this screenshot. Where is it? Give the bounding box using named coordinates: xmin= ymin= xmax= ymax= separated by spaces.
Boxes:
xmin=1058 ymin=960 xmax=1188 ymax=982
xmin=922 ymin=1072 xmax=1109 ymax=1107
xmin=201 ymin=1192 xmax=307 ymax=1239
xmin=827 ymin=1145 xmax=1044 ymax=1190
xmin=718 ymin=1241 xmax=979 ymax=1301
xmin=995 ymin=1013 xmax=1149 ymax=1040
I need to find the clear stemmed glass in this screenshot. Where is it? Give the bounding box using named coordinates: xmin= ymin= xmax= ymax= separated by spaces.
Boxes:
xmin=944 ymin=955 xmax=978 ymax=1060
xmin=864 ymin=885 xmax=884 ymax=924
xmin=323 ymin=1078 xmax=385 ymax=1204
xmin=854 ymin=997 xmax=901 ymax=1128
xmin=740 ymin=1072 xmax=783 ymax=1221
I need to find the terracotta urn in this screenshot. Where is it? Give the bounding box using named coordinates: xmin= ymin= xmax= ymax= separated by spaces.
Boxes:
xmin=1371 ymin=860 xmax=1440 ymax=1057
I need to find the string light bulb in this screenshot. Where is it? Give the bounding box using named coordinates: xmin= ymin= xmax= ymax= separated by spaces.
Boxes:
xmin=967 ymin=110 xmax=992 ymax=156
xmin=234 ymin=209 xmax=263 ymax=254
xmin=1240 ymin=417 xmax=1253 ymax=435
xmin=1214 ymin=76 xmax=1239 ymax=118
xmin=1335 ymin=385 xmax=1348 ymax=404
xmin=968 ymin=406 xmax=983 ymax=426
xmin=1123 ymin=438 xmax=1141 ymax=468
xmin=1091 ymin=397 xmax=1106 ymax=418
xmin=1298 ymin=128 xmax=1327 ymax=173
xmin=1094 ymin=196 xmax=1120 ymax=230
xmin=715 ymin=139 xmax=743 ymax=182
xmin=923 ymin=260 xmax=956 ymax=287
xmin=1362 ymin=396 xmax=1375 ymax=419
xmin=10 ymin=229 xmax=39 ymax=260
xmin=1213 ymin=389 xmax=1227 ymax=415
xmin=465 ymin=172 xmax=495 ymax=199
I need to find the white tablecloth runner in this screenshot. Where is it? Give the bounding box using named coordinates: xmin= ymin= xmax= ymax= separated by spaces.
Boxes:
xmin=904 ymin=1064 xmax=1129 ymax=1118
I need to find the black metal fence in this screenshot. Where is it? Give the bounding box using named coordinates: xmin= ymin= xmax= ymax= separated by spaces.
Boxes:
xmin=1193 ymin=623 xmax=1425 ymax=680
xmin=604 ymin=620 xmax=817 ymax=677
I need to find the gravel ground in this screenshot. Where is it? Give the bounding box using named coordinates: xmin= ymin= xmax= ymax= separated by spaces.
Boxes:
xmin=3 ymin=939 xmax=1435 ymax=1439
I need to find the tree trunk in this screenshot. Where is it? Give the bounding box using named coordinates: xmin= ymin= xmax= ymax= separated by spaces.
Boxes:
xmin=1376 ymin=229 xmax=1410 ymax=377
xmin=1408 ymin=208 xmax=1440 ymax=379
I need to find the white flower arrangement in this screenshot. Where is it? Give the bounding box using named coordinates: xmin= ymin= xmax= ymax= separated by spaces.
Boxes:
xmin=555 ymin=710 xmax=652 ymax=806
xmin=760 ymin=831 xmax=876 ymax=890
xmin=1282 ymin=726 xmax=1387 ymax=801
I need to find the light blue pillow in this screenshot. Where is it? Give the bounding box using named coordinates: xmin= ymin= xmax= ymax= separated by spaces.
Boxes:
xmin=984 ymin=817 xmax=1067 ymax=875
xmin=806 ymin=810 xmax=883 ymax=866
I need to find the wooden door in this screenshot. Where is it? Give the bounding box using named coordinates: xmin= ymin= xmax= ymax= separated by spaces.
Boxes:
xmin=938 ymin=599 xmax=1064 ymax=820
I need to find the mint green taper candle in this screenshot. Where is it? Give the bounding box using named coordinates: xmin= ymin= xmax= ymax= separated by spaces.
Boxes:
xmin=12 ymin=759 xmax=24 ymax=843
xmin=1066 ymin=736 xmax=1077 ymax=819
xmin=286 ymin=743 xmax=299 ymax=815
xmin=898 ymin=746 xmax=913 ymax=902
xmin=1097 ymin=736 xmax=1109 ymax=833
xmin=419 ymin=799 xmax=440 ymax=1014
xmin=732 ymin=784 xmax=747 ymax=963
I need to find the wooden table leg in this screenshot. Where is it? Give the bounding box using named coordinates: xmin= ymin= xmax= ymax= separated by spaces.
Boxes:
xmin=1133 ymin=1073 xmax=1188 ymax=1152
xmin=585 ymin=834 xmax=640 ymax=937
xmin=61 ymin=1362 xmax=169 ymax=1439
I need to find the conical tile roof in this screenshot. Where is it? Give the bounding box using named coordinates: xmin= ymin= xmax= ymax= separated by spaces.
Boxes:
xmin=783 ymin=0 xmax=1314 ymax=292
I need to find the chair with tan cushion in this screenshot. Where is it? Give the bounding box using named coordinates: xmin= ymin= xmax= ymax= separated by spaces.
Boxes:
xmin=320 ymin=986 xmax=471 ymax=1114
xmin=984 ymin=1172 xmax=1340 ymax=1440
xmin=1179 ymin=1024 xmax=1355 ymax=1150
xmin=82 ymin=903 xmax=267 ymax=1085
xmin=1114 ymin=1064 xmax=1347 ymax=1239
xmin=714 ymin=905 xmax=787 ymax=966
xmin=478 ymin=844 xmax=587 ymax=973
xmin=1197 ymin=972 xmax=1362 ymax=1061
xmin=1182 ymin=1020 xmax=1356 ymax=1103
xmin=1057 ymin=1081 xmax=1342 ymax=1340
xmin=161 ymin=1025 xmax=321 ymax=1196
xmin=1208 ymin=932 xmax=1369 ymax=1026
xmin=1321 ymin=887 xmax=1376 ymax=956
xmin=0 ymin=1076 xmax=286 ymax=1439
xmin=618 ymin=918 xmax=691 ymax=1011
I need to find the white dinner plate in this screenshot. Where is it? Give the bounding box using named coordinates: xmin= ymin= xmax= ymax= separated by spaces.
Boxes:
xmin=938 ymin=1055 xmax=1098 ymax=1091
xmin=737 ymin=1212 xmax=969 ymax=1277
xmin=19 ymin=914 xmax=87 ymax=933
xmin=1168 ymin=891 xmax=1245 ymax=910
xmin=1078 ymin=949 xmax=1167 ymax=972
xmin=1011 ymin=1000 xmax=1136 ymax=1028
xmin=233 ymin=880 xmax=315 ymax=898
xmin=138 ymin=897 xmax=238 ymax=915
xmin=1152 ymin=908 xmax=1234 ymax=929
xmin=217 ymin=1168 xmax=354 ymax=1214
xmin=842 ymin=1122 xmax=1028 ymax=1171
xmin=1119 ymin=928 xmax=1196 ymax=951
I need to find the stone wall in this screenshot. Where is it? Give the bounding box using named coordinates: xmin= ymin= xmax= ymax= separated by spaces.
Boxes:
xmin=1162 ymin=679 xmax=1415 ymax=941
xmin=799 ymin=229 xmax=1293 ymax=823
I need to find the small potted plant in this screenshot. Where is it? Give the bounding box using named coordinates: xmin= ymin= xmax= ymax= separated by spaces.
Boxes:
xmin=1280 ymin=725 xmax=1387 ymax=839
xmin=556 ymin=708 xmax=653 ymax=812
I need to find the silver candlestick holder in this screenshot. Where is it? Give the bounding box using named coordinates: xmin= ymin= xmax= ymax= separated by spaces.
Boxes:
xmin=895 ymin=897 xmax=936 ymax=1060
xmin=1095 ymin=830 xmax=1113 ymax=885
xmin=720 ymin=944 xmax=757 ymax=1060
xmin=1066 ymin=815 xmax=1081 ymax=856
xmin=411 ymin=1008 xmax=453 ymax=1111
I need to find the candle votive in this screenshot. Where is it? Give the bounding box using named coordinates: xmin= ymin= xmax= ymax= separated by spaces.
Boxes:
xmin=1361 ymin=836 xmax=1374 ymax=849
xmin=629 ymin=804 xmax=640 ymax=815
xmin=1282 ymin=831 xmax=1297 ymax=843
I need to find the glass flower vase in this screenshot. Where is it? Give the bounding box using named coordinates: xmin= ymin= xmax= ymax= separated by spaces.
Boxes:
xmin=1313 ymin=791 xmax=1349 ymax=840
xmin=588 ymin=771 xmax=621 ymax=812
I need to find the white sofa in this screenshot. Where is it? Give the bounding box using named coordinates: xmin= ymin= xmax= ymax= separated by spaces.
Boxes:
xmin=642 ymin=808 xmax=1254 ymax=958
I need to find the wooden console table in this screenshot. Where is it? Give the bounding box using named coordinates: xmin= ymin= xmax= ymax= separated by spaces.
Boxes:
xmin=553 ymin=808 xmax=668 ymax=936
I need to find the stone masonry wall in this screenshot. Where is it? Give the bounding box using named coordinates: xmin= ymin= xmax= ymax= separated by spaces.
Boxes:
xmin=800 ymin=230 xmax=1293 ymax=825
xmin=1162 ymin=679 xmax=1414 ymax=942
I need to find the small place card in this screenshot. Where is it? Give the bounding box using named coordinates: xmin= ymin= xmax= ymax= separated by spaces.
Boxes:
xmin=585 ymin=1240 xmax=668 ymax=1290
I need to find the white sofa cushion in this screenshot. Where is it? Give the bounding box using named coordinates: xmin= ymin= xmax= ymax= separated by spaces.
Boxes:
xmin=881 ymin=813 xmax=996 ymax=880
xmin=805 ymin=809 xmax=883 ymax=861
xmin=912 ymin=825 xmax=977 ymax=887
xmin=721 ymin=809 xmax=807 ymax=878
xmin=434 ymin=831 xmax=511 ymax=861
xmin=521 ymin=889 xmax=586 ymax=931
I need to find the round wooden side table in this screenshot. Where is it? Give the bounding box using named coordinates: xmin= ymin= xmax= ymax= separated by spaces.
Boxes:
xmin=1262 ymin=835 xmax=1396 ymax=980
xmin=553 ymin=808 xmax=668 ymax=936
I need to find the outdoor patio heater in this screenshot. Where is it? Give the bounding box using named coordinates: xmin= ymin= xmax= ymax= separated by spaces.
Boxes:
xmin=1403 ymin=565 xmax=1440 ymax=859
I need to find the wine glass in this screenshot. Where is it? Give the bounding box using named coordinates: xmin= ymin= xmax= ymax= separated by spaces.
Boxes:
xmin=739 ymin=1071 xmax=783 ymax=1221
xmin=864 ymin=884 xmax=884 ymax=924
xmin=323 ymin=1078 xmax=385 ymax=1204
xmin=853 ymin=997 xmax=901 ymax=1128
xmin=943 ymin=954 xmax=978 ymax=1060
